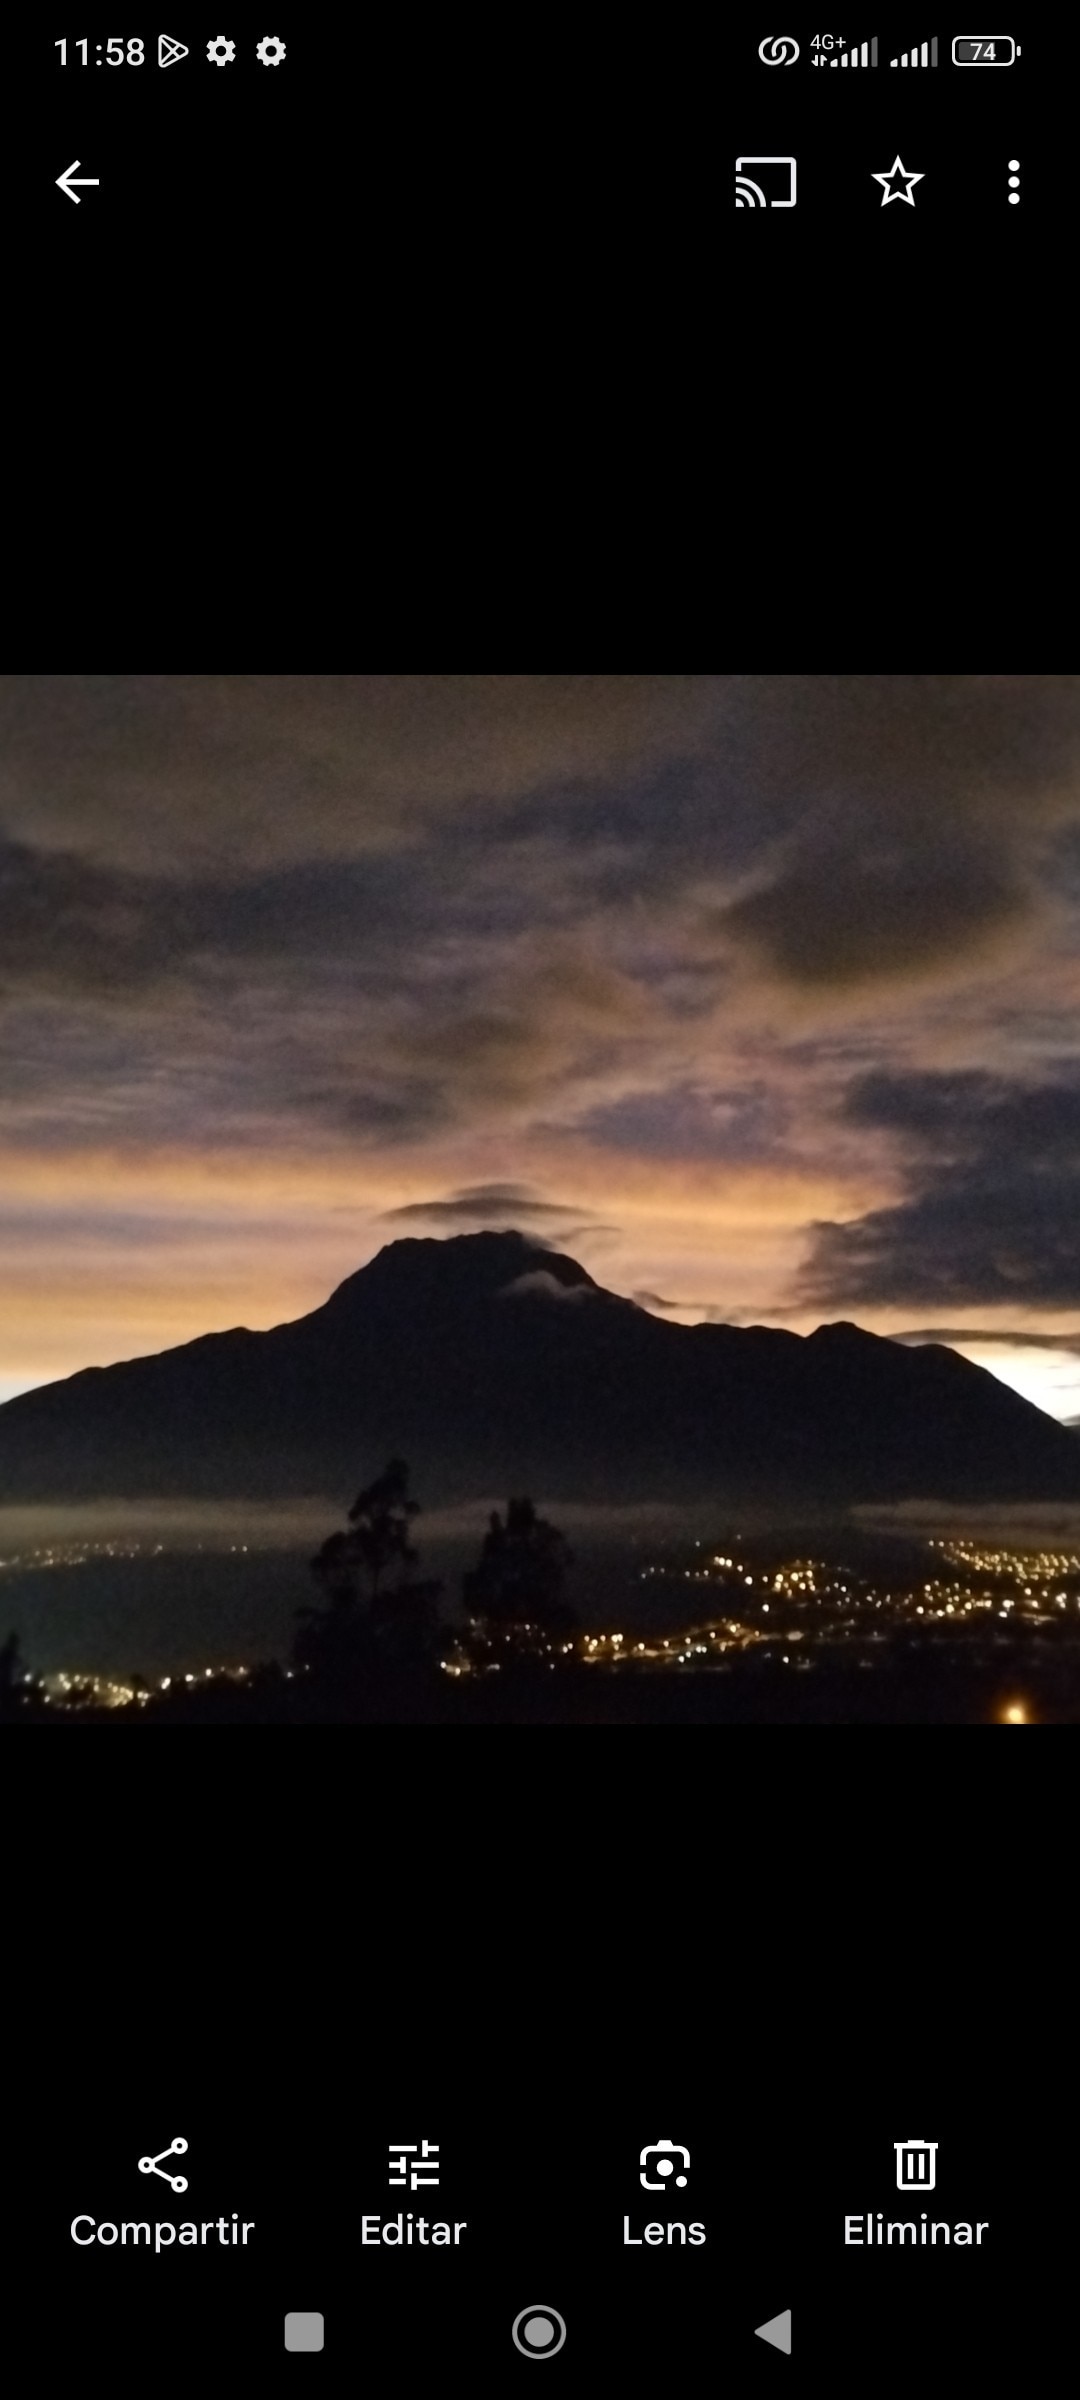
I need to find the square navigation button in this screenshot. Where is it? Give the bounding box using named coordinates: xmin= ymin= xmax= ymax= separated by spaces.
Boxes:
xmin=285 ymin=2313 xmax=324 ymax=2352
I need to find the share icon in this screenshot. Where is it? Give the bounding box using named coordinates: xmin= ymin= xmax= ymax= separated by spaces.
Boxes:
xmin=138 ymin=2137 xmax=189 ymax=2192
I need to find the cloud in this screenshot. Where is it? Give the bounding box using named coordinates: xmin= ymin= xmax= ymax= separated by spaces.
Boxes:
xmin=0 ymin=674 xmax=729 ymax=875
xmin=632 ymin=1290 xmax=746 ymax=1324
xmin=854 ymin=1498 xmax=1080 ymax=1551
xmin=499 ymin=1270 xmax=597 ymax=1302
xmin=0 ymin=826 xmax=658 ymax=1151
xmin=721 ymin=830 xmax=1027 ymax=991
xmin=5 ymin=677 xmax=1080 ymax=1162
xmin=380 ymin=1184 xmax=596 ymax=1231
xmin=4 ymin=676 xmax=1080 ymax=1396
xmin=893 ymin=1327 xmax=1080 ymax=1353
xmin=577 ymin=1080 xmax=790 ymax=1163
xmin=5 ymin=673 xmax=1078 ymax=909
xmin=0 ymin=834 xmax=167 ymax=999
xmin=0 ymin=835 xmax=464 ymax=1000
xmin=800 ymin=1068 xmax=1080 ymax=1308
xmin=706 ymin=674 xmax=1080 ymax=993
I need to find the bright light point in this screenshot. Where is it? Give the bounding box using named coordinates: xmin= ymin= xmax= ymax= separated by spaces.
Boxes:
xmin=1001 ymin=1702 xmax=1028 ymax=1724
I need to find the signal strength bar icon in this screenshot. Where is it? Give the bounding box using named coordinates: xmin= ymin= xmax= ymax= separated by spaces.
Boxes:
xmin=890 ymin=37 xmax=938 ymax=64
xmin=830 ymin=38 xmax=878 ymax=64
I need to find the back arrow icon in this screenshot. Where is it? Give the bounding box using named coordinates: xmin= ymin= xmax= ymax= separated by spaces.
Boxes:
xmin=56 ymin=160 xmax=100 ymax=203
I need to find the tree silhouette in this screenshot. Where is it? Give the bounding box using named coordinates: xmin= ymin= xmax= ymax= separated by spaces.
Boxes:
xmin=0 ymin=1629 xmax=46 ymax=1722
xmin=294 ymin=1459 xmax=444 ymax=1690
xmin=345 ymin=1458 xmax=419 ymax=1594
xmin=462 ymin=1497 xmax=576 ymax=1651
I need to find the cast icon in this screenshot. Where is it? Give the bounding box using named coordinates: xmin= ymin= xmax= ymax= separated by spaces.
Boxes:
xmin=735 ymin=157 xmax=797 ymax=207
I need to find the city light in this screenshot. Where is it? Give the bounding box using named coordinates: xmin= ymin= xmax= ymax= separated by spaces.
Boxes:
xmin=8 ymin=1524 xmax=1080 ymax=1714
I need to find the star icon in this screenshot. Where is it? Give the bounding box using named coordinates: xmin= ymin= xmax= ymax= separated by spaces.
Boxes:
xmin=871 ymin=154 xmax=925 ymax=206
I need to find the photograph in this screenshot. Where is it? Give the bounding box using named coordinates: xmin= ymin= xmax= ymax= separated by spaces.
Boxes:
xmin=2 ymin=673 xmax=1078 ymax=1725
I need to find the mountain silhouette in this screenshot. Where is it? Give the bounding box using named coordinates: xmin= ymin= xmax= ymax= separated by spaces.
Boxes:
xmin=1 ymin=1230 xmax=1078 ymax=1506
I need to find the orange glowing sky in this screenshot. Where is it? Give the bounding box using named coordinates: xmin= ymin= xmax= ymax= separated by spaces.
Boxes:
xmin=2 ymin=675 xmax=1080 ymax=1422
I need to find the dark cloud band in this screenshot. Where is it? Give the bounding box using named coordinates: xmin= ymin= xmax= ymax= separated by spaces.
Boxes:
xmin=801 ymin=1069 xmax=1080 ymax=1310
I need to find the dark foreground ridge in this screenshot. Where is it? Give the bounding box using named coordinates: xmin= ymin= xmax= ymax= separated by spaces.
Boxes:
xmin=1 ymin=1230 xmax=1078 ymax=1507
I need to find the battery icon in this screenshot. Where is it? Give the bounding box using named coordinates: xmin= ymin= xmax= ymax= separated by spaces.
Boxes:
xmin=951 ymin=36 xmax=1019 ymax=63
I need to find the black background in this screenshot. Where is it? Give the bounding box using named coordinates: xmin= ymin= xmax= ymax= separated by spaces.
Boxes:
xmin=10 ymin=11 xmax=1061 ymax=662
xmin=22 ymin=2081 xmax=1070 ymax=2385
xmin=28 ymin=20 xmax=1039 ymax=258
xmin=8 ymin=29 xmax=1068 ymax=2377
xmin=13 ymin=1738 xmax=1070 ymax=2398
xmin=732 ymin=25 xmax=1032 ymax=225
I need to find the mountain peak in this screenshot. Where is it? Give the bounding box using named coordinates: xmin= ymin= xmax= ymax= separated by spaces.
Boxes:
xmin=3 ymin=1230 xmax=1079 ymax=1508
xmin=808 ymin=1320 xmax=877 ymax=1343
xmin=319 ymin=1228 xmax=599 ymax=1316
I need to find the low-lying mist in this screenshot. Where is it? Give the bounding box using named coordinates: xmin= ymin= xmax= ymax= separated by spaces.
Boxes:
xmin=5 ymin=1491 xmax=1073 ymax=1683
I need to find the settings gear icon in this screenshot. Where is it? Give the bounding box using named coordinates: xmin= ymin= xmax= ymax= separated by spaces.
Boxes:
xmin=206 ymin=36 xmax=236 ymax=64
xmin=256 ymin=35 xmax=286 ymax=64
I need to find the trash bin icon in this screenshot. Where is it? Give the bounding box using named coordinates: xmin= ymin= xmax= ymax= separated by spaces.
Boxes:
xmin=895 ymin=2139 xmax=937 ymax=2192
